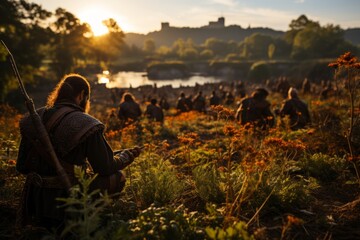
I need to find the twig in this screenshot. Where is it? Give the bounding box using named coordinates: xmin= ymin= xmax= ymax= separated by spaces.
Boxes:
xmin=247 ymin=187 xmax=275 ymax=226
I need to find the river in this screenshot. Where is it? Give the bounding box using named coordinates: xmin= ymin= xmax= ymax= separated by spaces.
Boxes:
xmin=97 ymin=71 xmax=225 ymax=88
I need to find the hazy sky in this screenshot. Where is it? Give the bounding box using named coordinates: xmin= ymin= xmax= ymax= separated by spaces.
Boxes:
xmin=31 ymin=0 xmax=360 ymax=34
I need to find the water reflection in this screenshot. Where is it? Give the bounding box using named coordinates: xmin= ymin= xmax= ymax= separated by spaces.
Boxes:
xmin=97 ymin=70 xmax=110 ymax=84
xmin=98 ymin=71 xmax=224 ymax=88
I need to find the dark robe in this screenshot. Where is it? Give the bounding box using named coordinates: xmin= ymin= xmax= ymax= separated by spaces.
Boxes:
xmin=145 ymin=103 xmax=164 ymax=122
xmin=235 ymin=97 xmax=274 ymax=129
xmin=279 ymin=98 xmax=311 ymax=130
xmin=118 ymin=101 xmax=142 ymax=124
xmin=17 ymin=102 xmax=127 ymax=229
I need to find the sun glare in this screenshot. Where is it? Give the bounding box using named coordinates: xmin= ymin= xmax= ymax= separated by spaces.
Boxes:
xmin=79 ymin=6 xmax=132 ymax=36
xmin=79 ymin=7 xmax=111 ymax=36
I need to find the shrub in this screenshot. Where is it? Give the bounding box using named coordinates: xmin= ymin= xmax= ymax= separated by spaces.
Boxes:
xmin=206 ymin=221 xmax=254 ymax=240
xmin=273 ymin=176 xmax=315 ymax=209
xmin=57 ymin=167 xmax=112 ymax=239
xmin=126 ymin=204 xmax=205 ymax=240
xmin=131 ymin=156 xmax=185 ymax=207
xmin=192 ymin=164 xmax=225 ymax=204
xmin=299 ymin=153 xmax=346 ymax=183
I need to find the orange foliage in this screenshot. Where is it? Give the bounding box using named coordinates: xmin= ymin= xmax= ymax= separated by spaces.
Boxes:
xmin=263 ymin=137 xmax=306 ymax=152
xmin=178 ymin=132 xmax=199 ymax=146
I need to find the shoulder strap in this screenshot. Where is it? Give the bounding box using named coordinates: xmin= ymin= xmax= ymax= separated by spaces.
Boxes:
xmin=45 ymin=107 xmax=79 ymax=174
xmin=45 ymin=106 xmax=78 ymax=132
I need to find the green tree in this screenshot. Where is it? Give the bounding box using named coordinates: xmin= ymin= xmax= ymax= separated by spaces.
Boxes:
xmin=285 ymin=14 xmax=320 ymax=44
xmin=90 ymin=18 xmax=125 ymax=65
xmin=199 ymin=49 xmax=214 ymax=60
xmin=284 ymin=15 xmax=358 ymax=60
xmin=268 ymin=43 xmax=276 ymax=59
xmin=204 ymin=38 xmax=230 ymax=57
xmin=248 ymin=61 xmax=270 ymax=83
xmin=172 ymin=38 xmax=186 ymax=58
xmin=291 ymin=27 xmax=320 ymax=59
xmin=51 ymin=8 xmax=92 ymax=78
xmin=143 ymin=39 xmax=156 ymax=54
xmin=179 ymin=48 xmax=198 ymax=61
xmin=290 ymin=20 xmax=357 ymax=59
xmin=240 ymin=33 xmax=274 ymax=59
xmin=156 ymin=45 xmax=172 ymax=59
xmin=272 ymin=38 xmax=292 ymax=59
xmin=0 ymin=0 xmax=52 ymax=102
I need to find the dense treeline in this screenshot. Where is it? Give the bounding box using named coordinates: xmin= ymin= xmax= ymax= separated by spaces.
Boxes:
xmin=0 ymin=0 xmax=359 ymax=103
xmin=0 ymin=0 xmax=124 ymax=101
xmin=149 ymin=15 xmax=358 ymax=61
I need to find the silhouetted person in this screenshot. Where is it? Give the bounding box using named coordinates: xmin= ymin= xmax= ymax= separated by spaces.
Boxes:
xmin=192 ymin=91 xmax=206 ymax=112
xmin=235 ymin=88 xmax=274 ymax=129
xmin=225 ymin=91 xmax=235 ymax=105
xmin=235 ymin=81 xmax=246 ymax=98
xmin=278 ymin=87 xmax=311 ymax=130
xmin=118 ymin=92 xmax=142 ymax=127
xmin=106 ymin=108 xmax=121 ymax=131
xmin=16 ymin=74 xmax=141 ymax=233
xmin=145 ymin=98 xmax=164 ymax=123
xmin=220 ymin=89 xmax=227 ymax=102
xmin=301 ymin=78 xmax=311 ymax=94
xmin=110 ymin=89 xmax=117 ymax=105
xmin=159 ymin=96 xmax=170 ymax=111
xmin=209 ymin=90 xmax=221 ymax=106
xmin=185 ymin=94 xmax=193 ymax=111
xmin=319 ymin=85 xmax=334 ymax=100
xmin=176 ymin=92 xmax=189 ymax=113
xmin=276 ymin=77 xmax=290 ymax=98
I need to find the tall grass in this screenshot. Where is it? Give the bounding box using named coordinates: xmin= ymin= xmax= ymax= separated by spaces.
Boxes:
xmin=1 ymin=62 xmax=360 ymax=239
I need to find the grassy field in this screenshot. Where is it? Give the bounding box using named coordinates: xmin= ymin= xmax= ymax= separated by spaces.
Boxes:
xmin=1 ymin=81 xmax=360 ymax=239
xmin=0 ymin=51 xmax=359 ymax=240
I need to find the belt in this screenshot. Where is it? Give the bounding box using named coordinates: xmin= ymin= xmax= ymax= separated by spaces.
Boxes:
xmin=26 ymin=172 xmax=76 ymax=189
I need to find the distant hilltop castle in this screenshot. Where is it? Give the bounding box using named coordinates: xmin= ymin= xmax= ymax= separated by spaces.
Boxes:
xmin=161 ymin=17 xmax=225 ymax=30
xmin=125 ymin=16 xmax=360 ymax=48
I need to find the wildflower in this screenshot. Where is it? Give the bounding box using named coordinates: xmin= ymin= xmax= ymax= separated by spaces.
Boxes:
xmin=311 ymin=100 xmax=322 ymax=106
xmin=307 ymin=128 xmax=316 ymax=135
xmin=347 ymin=155 xmax=360 ymax=162
xmin=267 ymin=116 xmax=274 ymax=121
xmin=255 ymin=160 xmax=266 ymax=168
xmin=160 ymin=140 xmax=170 ymax=150
xmin=263 ymin=137 xmax=306 ymax=151
xmin=354 ymin=63 xmax=360 ymax=69
xmin=105 ymin=130 xmax=121 ymax=140
xmin=329 ymin=51 xmax=359 ymax=69
xmin=218 ymin=166 xmax=225 ymax=172
xmin=263 ymin=137 xmax=286 ymax=147
xmin=143 ymin=143 xmax=151 ymax=149
xmin=287 ymin=215 xmax=303 ymax=225
xmin=178 ymin=132 xmax=199 ymax=146
xmin=8 ymin=159 xmax=16 ymax=165
xmin=211 ymin=105 xmax=235 ymax=119
xmin=211 ymin=105 xmax=224 ymax=112
xmin=328 ymin=62 xmax=339 ymax=69
xmin=223 ymin=124 xmax=238 ymax=136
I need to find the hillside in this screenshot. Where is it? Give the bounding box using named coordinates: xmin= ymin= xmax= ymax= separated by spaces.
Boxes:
xmin=124 ymin=26 xmax=360 ymax=48
xmin=344 ymin=28 xmax=360 ymax=46
xmin=125 ymin=25 xmax=284 ymax=47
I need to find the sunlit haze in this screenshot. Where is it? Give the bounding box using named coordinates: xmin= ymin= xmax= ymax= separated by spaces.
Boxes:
xmin=32 ymin=0 xmax=359 ymax=34
xmin=78 ymin=6 xmax=131 ymax=35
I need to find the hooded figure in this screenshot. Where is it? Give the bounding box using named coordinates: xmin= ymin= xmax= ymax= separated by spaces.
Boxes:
xmin=278 ymin=87 xmax=311 ymax=130
xmin=235 ymin=88 xmax=274 ymax=129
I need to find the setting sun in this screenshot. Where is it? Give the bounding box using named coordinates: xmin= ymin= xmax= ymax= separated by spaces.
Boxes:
xmin=78 ymin=6 xmax=131 ymax=36
xmin=78 ymin=7 xmax=111 ymax=36
xmin=88 ymin=20 xmax=109 ymax=36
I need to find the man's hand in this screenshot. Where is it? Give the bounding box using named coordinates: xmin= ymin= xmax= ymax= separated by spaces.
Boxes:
xmin=118 ymin=146 xmax=142 ymax=166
